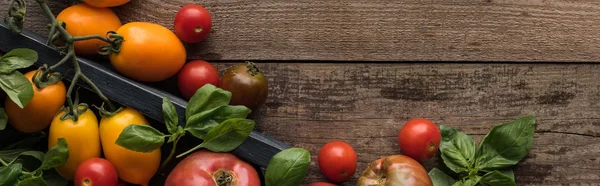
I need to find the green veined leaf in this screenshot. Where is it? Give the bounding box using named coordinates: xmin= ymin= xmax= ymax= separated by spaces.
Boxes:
xmin=199 ymin=118 xmax=255 ymax=152
xmin=15 ymin=176 xmax=47 ymax=186
xmin=0 ymin=71 xmax=34 ymax=109
xmin=452 ymin=176 xmax=481 ymax=186
xmin=185 ymin=105 xmax=251 ymax=139
xmin=480 ymin=170 xmax=516 ymax=186
xmin=0 ymin=108 xmax=7 ymax=130
xmin=39 ymin=138 xmax=69 ymax=171
xmin=162 ymin=97 xmax=179 ymax=134
xmin=0 ymin=149 xmax=44 ymax=164
xmin=0 ymin=163 xmax=22 ymax=186
xmin=439 ymin=125 xmax=476 ymax=174
xmin=0 ymin=48 xmax=38 ymax=74
xmin=428 ymin=168 xmax=457 ymax=186
xmin=264 ymin=148 xmax=311 ymax=186
xmin=185 ymin=84 xmax=232 ymax=122
xmin=115 ymin=124 xmax=166 ymax=153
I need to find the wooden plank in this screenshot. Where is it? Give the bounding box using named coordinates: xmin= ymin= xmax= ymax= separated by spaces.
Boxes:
xmin=2 ymin=0 xmax=600 ymax=62
xmin=0 ymin=21 xmax=291 ymax=174
xmin=202 ymin=62 xmax=598 ymax=185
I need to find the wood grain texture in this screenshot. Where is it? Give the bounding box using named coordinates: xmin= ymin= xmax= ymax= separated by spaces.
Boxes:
xmin=2 ymin=0 xmax=600 ymax=62
xmin=210 ymin=62 xmax=600 ymax=185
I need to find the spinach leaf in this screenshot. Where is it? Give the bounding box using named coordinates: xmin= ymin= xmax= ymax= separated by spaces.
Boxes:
xmin=475 ymin=116 xmax=536 ymax=171
xmin=200 ymin=118 xmax=255 ymax=152
xmin=115 ymin=124 xmax=166 ymax=153
xmin=162 ymin=97 xmax=179 ymax=134
xmin=0 ymin=108 xmax=7 ymax=130
xmin=0 ymin=149 xmax=44 ymax=164
xmin=15 ymin=176 xmax=47 ymax=186
xmin=428 ymin=168 xmax=457 ymax=186
xmin=0 ymin=48 xmax=38 ymax=74
xmin=0 ymin=71 xmax=34 ymax=109
xmin=39 ymin=138 xmax=68 ymax=171
xmin=480 ymin=170 xmax=516 ymax=186
xmin=439 ymin=125 xmax=476 ymax=174
xmin=264 ymin=148 xmax=311 ymax=186
xmin=185 ymin=84 xmax=231 ymax=122
xmin=0 ymin=163 xmax=22 ymax=186
xmin=185 ymin=105 xmax=251 ymax=139
xmin=452 ymin=176 xmax=480 ymax=186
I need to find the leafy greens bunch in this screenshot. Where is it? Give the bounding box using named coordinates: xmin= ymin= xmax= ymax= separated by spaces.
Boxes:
xmin=429 ymin=116 xmax=536 ymax=186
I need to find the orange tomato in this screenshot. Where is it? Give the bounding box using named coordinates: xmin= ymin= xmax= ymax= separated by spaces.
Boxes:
xmin=48 ymin=106 xmax=101 ymax=180
xmin=5 ymin=70 xmax=66 ymax=133
xmin=82 ymin=0 xmax=130 ymax=8
xmin=56 ymin=3 xmax=122 ymax=56
xmin=109 ymin=22 xmax=186 ymax=82
xmin=99 ymin=107 xmax=161 ymax=186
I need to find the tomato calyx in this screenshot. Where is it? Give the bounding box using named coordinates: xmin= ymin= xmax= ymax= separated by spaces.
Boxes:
xmin=94 ymin=104 xmax=124 ymax=118
xmin=245 ymin=61 xmax=261 ymax=76
xmin=98 ymin=31 xmax=125 ymax=55
xmin=213 ymin=169 xmax=238 ymax=186
xmin=32 ymin=65 xmax=63 ymax=89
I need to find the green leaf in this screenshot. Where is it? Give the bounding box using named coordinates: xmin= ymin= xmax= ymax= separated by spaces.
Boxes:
xmin=439 ymin=125 xmax=476 ymax=174
xmin=480 ymin=170 xmax=516 ymax=186
xmin=428 ymin=168 xmax=457 ymax=186
xmin=39 ymin=138 xmax=69 ymax=171
xmin=15 ymin=176 xmax=47 ymax=186
xmin=0 ymin=108 xmax=7 ymax=130
xmin=0 ymin=163 xmax=22 ymax=186
xmin=264 ymin=148 xmax=311 ymax=186
xmin=199 ymin=118 xmax=255 ymax=152
xmin=167 ymin=126 xmax=185 ymax=143
xmin=162 ymin=97 xmax=179 ymax=134
xmin=0 ymin=149 xmax=44 ymax=165
xmin=185 ymin=84 xmax=232 ymax=122
xmin=3 ymin=132 xmax=46 ymax=150
xmin=185 ymin=105 xmax=251 ymax=139
xmin=115 ymin=124 xmax=166 ymax=153
xmin=0 ymin=71 xmax=34 ymax=109
xmin=41 ymin=169 xmax=68 ymax=186
xmin=452 ymin=176 xmax=481 ymax=186
xmin=475 ymin=116 xmax=536 ymax=171
xmin=0 ymin=48 xmax=38 ymax=74
xmin=501 ymin=169 xmax=515 ymax=180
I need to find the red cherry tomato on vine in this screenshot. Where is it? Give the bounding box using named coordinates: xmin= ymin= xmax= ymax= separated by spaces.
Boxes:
xmin=177 ymin=60 xmax=219 ymax=100
xmin=397 ymin=118 xmax=441 ymax=162
xmin=74 ymin=158 xmax=118 ymax=186
xmin=174 ymin=4 xmax=213 ymax=43
xmin=308 ymin=182 xmax=338 ymax=186
xmin=317 ymin=141 xmax=357 ymax=183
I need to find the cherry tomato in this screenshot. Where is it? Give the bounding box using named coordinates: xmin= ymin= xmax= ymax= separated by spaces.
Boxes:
xmin=5 ymin=70 xmax=66 ymax=133
xmin=82 ymin=0 xmax=130 ymax=8
xmin=219 ymin=62 xmax=268 ymax=110
xmin=109 ymin=22 xmax=187 ymax=82
xmin=177 ymin=60 xmax=219 ymax=100
xmin=397 ymin=118 xmax=441 ymax=162
xmin=74 ymin=158 xmax=118 ymax=186
xmin=317 ymin=141 xmax=357 ymax=183
xmin=357 ymin=155 xmax=433 ymax=186
xmin=174 ymin=4 xmax=213 ymax=43
xmin=308 ymin=182 xmax=338 ymax=186
xmin=56 ymin=3 xmax=122 ymax=56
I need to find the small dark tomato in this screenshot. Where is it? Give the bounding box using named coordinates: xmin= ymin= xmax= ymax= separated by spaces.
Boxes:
xmin=219 ymin=62 xmax=269 ymax=110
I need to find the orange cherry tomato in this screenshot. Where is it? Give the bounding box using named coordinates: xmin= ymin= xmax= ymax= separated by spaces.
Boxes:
xmin=109 ymin=22 xmax=186 ymax=82
xmin=82 ymin=0 xmax=131 ymax=8
xmin=56 ymin=3 xmax=122 ymax=56
xmin=4 ymin=70 xmax=66 ymax=133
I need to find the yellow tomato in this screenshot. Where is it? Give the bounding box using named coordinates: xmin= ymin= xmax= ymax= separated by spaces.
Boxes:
xmin=109 ymin=22 xmax=186 ymax=82
xmin=56 ymin=3 xmax=122 ymax=56
xmin=48 ymin=106 xmax=101 ymax=180
xmin=5 ymin=70 xmax=66 ymax=133
xmin=83 ymin=0 xmax=130 ymax=8
xmin=99 ymin=107 xmax=161 ymax=186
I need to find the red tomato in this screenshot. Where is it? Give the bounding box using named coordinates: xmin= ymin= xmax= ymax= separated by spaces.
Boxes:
xmin=177 ymin=60 xmax=219 ymax=100
xmin=174 ymin=4 xmax=213 ymax=43
xmin=317 ymin=141 xmax=357 ymax=183
xmin=397 ymin=118 xmax=441 ymax=162
xmin=308 ymin=182 xmax=338 ymax=186
xmin=74 ymin=158 xmax=118 ymax=186
xmin=165 ymin=150 xmax=260 ymax=186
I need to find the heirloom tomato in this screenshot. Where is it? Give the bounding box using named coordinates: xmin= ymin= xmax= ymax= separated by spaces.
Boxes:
xmin=48 ymin=106 xmax=101 ymax=180
xmin=109 ymin=22 xmax=186 ymax=82
xmin=82 ymin=0 xmax=130 ymax=8
xmin=56 ymin=3 xmax=122 ymax=56
xmin=317 ymin=141 xmax=357 ymax=183
xmin=307 ymin=182 xmax=338 ymax=186
xmin=5 ymin=70 xmax=66 ymax=133
xmin=177 ymin=60 xmax=219 ymax=100
xmin=165 ymin=150 xmax=261 ymax=186
xmin=99 ymin=107 xmax=160 ymax=186
xmin=357 ymin=155 xmax=432 ymax=186
xmin=397 ymin=118 xmax=441 ymax=162
xmin=219 ymin=62 xmax=268 ymax=110
xmin=174 ymin=4 xmax=213 ymax=43
xmin=74 ymin=158 xmax=118 ymax=186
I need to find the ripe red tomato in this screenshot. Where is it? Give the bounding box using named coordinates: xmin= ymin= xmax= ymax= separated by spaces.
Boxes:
xmin=174 ymin=4 xmax=213 ymax=43
xmin=308 ymin=182 xmax=338 ymax=186
xmin=74 ymin=158 xmax=118 ymax=186
xmin=317 ymin=141 xmax=357 ymax=183
xmin=397 ymin=118 xmax=441 ymax=162
xmin=177 ymin=60 xmax=219 ymax=100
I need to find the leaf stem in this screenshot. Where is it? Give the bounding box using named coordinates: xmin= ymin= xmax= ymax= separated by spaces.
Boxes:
xmin=0 ymin=157 xmax=34 ymax=176
xmin=176 ymin=142 xmax=205 ymax=159
xmin=161 ymin=135 xmax=182 ymax=168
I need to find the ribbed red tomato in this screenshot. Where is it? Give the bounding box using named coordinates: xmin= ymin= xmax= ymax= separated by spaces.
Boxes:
xmin=357 ymin=155 xmax=433 ymax=186
xmin=397 ymin=118 xmax=441 ymax=162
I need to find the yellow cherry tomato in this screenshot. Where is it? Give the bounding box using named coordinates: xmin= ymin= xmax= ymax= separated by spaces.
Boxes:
xmin=99 ymin=107 xmax=161 ymax=186
xmin=109 ymin=22 xmax=186 ymax=82
xmin=83 ymin=0 xmax=130 ymax=8
xmin=48 ymin=106 xmax=101 ymax=180
xmin=56 ymin=3 xmax=122 ymax=56
xmin=5 ymin=70 xmax=66 ymax=133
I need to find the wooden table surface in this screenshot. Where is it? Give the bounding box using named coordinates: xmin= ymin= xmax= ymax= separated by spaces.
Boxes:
xmin=1 ymin=0 xmax=599 ymax=186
